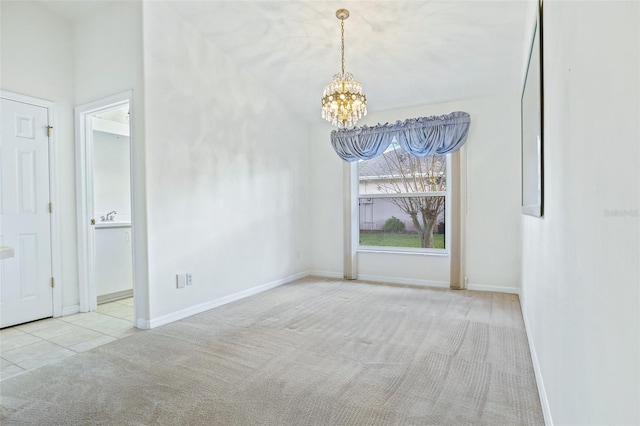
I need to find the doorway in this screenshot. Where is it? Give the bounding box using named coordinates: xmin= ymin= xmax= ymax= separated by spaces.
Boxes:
xmin=75 ymin=92 xmax=136 ymax=324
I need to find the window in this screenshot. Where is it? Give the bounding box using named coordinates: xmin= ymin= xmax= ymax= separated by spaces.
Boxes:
xmin=357 ymin=141 xmax=450 ymax=253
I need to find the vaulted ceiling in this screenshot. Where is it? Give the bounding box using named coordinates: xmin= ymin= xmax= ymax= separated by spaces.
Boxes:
xmin=41 ymin=0 xmax=535 ymax=123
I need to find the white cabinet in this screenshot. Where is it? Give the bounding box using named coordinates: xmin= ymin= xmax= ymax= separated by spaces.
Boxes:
xmin=95 ymin=224 xmax=133 ymax=297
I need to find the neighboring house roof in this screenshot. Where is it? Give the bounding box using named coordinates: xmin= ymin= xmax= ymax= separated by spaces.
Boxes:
xmin=358 ymin=146 xmax=446 ymax=180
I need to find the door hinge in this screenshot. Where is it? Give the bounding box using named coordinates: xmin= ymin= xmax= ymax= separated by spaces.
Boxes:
xmin=51 ymin=277 xmax=55 ymax=288
xmin=49 ymin=202 xmax=53 ymax=213
xmin=46 ymin=126 xmax=53 ymax=138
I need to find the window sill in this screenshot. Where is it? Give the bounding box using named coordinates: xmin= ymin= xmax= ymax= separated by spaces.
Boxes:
xmin=357 ymin=247 xmax=449 ymax=257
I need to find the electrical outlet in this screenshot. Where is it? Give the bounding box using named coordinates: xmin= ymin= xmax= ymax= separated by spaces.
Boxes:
xmin=186 ymin=273 xmax=193 ymax=286
xmin=176 ymin=274 xmax=186 ymax=289
xmin=464 ymin=276 xmax=469 ymax=287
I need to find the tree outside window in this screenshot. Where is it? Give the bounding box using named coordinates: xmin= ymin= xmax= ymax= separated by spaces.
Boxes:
xmin=358 ymin=142 xmax=447 ymax=250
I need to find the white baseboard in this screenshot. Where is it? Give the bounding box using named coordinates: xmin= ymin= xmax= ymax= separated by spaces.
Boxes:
xmin=135 ymin=317 xmax=151 ymax=330
xmin=520 ymin=299 xmax=554 ymax=426
xmin=301 ymin=272 xmax=521 ymax=296
xmin=142 ymin=272 xmax=519 ymax=330
xmin=147 ymin=271 xmax=308 ymax=329
xmin=97 ymin=289 xmax=133 ymax=304
xmin=61 ymin=305 xmax=80 ymax=316
xmin=466 ymin=283 xmax=520 ymax=294
xmin=308 ymin=270 xmax=343 ymax=279
xmin=356 ymin=274 xmax=449 ymax=289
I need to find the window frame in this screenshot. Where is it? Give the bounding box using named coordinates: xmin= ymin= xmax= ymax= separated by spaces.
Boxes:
xmin=356 ymin=153 xmax=452 ymax=256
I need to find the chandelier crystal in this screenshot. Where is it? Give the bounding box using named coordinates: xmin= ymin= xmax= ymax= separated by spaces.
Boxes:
xmin=321 ymin=9 xmax=367 ymax=128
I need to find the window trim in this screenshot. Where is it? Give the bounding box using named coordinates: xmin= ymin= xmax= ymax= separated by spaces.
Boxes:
xmin=356 ymin=154 xmax=452 ymax=256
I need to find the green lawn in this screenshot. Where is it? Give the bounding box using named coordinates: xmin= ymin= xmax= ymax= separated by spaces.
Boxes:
xmin=359 ymin=232 xmax=445 ymax=249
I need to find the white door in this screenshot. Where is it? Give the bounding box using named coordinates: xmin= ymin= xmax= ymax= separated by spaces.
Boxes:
xmin=0 ymin=98 xmax=53 ymax=328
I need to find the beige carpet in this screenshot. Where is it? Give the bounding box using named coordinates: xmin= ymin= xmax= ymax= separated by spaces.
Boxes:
xmin=0 ymin=277 xmax=543 ymax=425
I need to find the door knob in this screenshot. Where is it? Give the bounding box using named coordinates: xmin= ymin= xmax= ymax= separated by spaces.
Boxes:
xmin=91 ymin=219 xmax=95 ymax=226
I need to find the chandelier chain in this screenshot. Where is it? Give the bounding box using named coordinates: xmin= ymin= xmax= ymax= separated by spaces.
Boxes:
xmin=341 ymin=18 xmax=345 ymax=76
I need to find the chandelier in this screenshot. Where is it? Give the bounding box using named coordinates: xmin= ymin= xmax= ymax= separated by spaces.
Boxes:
xmin=321 ymin=8 xmax=367 ymax=128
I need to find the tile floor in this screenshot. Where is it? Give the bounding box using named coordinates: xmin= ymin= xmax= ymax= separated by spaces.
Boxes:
xmin=0 ymin=298 xmax=141 ymax=381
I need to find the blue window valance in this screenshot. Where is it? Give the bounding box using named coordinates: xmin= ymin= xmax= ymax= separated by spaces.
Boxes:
xmin=330 ymin=111 xmax=471 ymax=162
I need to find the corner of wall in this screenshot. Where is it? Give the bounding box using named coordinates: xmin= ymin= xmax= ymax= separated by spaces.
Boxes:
xmin=519 ymin=295 xmax=554 ymax=426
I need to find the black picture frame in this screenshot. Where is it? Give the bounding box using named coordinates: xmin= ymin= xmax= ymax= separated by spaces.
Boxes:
xmin=521 ymin=3 xmax=544 ymax=217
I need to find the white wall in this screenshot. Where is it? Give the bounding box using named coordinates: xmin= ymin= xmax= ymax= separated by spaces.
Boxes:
xmin=521 ymin=2 xmax=640 ymax=424
xmin=1 ymin=1 xmax=147 ymax=318
xmin=1 ymin=1 xmax=148 ymax=317
xmin=93 ymin=131 xmax=131 ymax=219
xmin=309 ymin=94 xmax=522 ymax=292
xmin=0 ymin=1 xmax=76 ymax=308
xmin=141 ymin=3 xmax=310 ymax=321
xmin=73 ymin=1 xmax=149 ymax=322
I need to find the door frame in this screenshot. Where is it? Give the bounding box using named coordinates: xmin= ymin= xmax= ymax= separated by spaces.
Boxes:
xmin=0 ymin=89 xmax=62 ymax=317
xmin=75 ymin=91 xmax=136 ymax=316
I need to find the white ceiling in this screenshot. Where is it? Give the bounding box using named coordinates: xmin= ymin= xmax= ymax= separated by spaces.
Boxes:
xmin=40 ymin=0 xmax=535 ymax=123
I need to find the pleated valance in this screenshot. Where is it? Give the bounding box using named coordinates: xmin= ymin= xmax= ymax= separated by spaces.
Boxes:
xmin=330 ymin=111 xmax=471 ymax=162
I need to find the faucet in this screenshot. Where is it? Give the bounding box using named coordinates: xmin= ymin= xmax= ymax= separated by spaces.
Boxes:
xmin=101 ymin=211 xmax=117 ymax=222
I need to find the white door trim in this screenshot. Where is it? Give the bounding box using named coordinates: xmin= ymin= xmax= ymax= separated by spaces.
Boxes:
xmin=0 ymin=89 xmax=62 ymax=317
xmin=75 ymin=91 xmax=136 ymax=316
